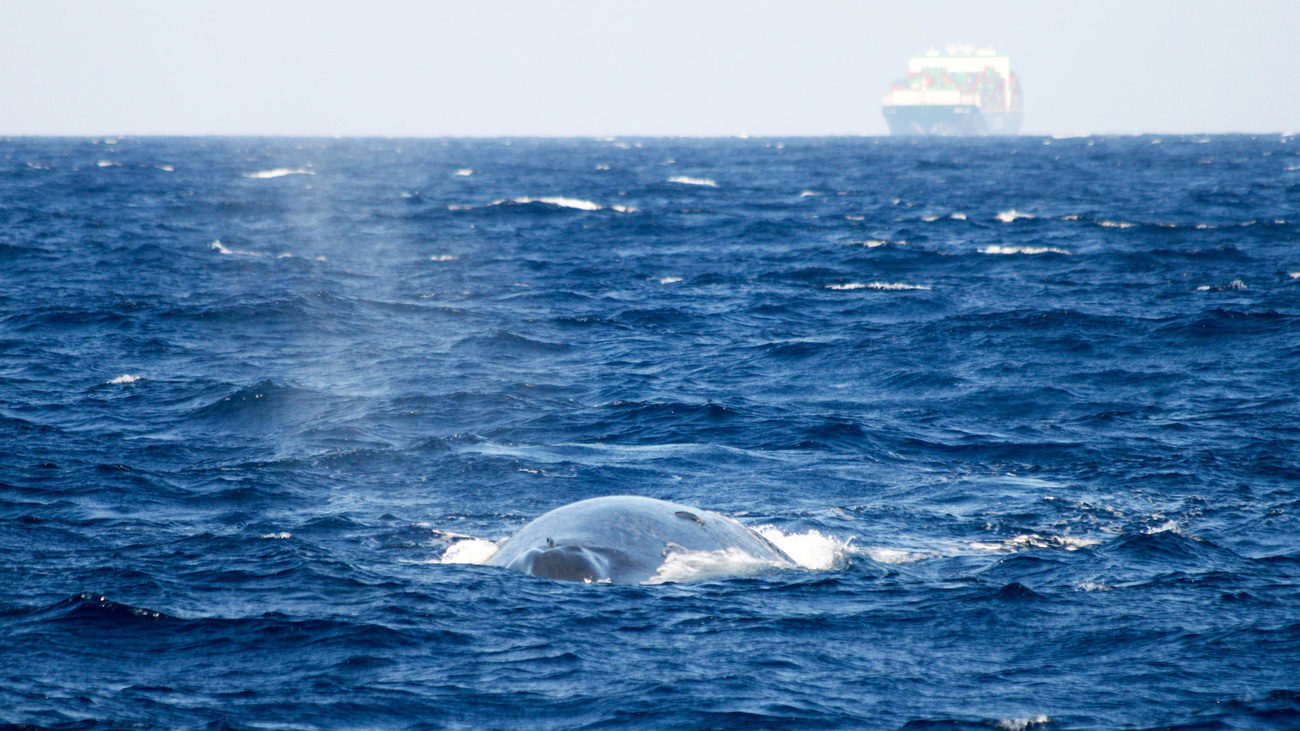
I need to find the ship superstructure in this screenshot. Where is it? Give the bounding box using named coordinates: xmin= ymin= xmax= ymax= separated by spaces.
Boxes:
xmin=881 ymin=45 xmax=1023 ymax=136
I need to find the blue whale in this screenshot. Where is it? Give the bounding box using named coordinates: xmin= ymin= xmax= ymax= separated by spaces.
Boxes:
xmin=487 ymin=496 xmax=796 ymax=584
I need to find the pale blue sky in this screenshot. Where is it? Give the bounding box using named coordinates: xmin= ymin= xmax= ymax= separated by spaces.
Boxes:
xmin=1 ymin=0 xmax=1296 ymax=136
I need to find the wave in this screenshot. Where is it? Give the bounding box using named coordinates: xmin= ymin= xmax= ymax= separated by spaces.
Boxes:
xmin=441 ymin=538 xmax=500 ymax=564
xmin=755 ymin=526 xmax=853 ymax=571
xmin=996 ymin=209 xmax=1035 ymax=223
xmin=209 ymin=240 xmax=321 ymax=260
xmin=823 ymin=282 xmax=930 ymax=291
xmin=31 ymin=592 xmax=177 ymax=627
xmin=452 ymin=197 xmax=635 ymax=213
xmin=518 ymin=196 xmax=603 ymax=211
xmin=108 ymin=374 xmax=144 ymax=384
xmin=243 ymin=168 xmax=314 ymax=179
xmin=1197 ymin=280 xmax=1247 ymax=291
xmin=209 ymin=239 xmax=262 ymax=256
xmin=668 ymin=176 xmax=718 ymax=187
xmin=968 ymin=533 xmax=1102 ymax=552
xmin=980 ymin=245 xmax=1072 ymax=255
xmin=846 ymin=239 xmax=906 ymax=248
xmin=646 ymin=545 xmax=792 ymax=584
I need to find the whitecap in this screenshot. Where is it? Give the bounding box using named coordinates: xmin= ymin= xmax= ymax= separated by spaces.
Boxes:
xmin=799 ymin=190 xmax=820 ymax=197
xmin=980 ymin=245 xmax=1072 ymax=255
xmin=454 ymin=168 xmax=473 ymax=176
xmin=1196 ymin=280 xmax=1246 ymax=291
xmin=440 ymin=538 xmax=500 ymax=565
xmin=156 ymin=164 xmax=175 ymax=172
xmin=1099 ymin=221 xmax=1138 ymax=228
xmin=864 ymin=547 xmax=933 ymax=564
xmin=1076 ymin=582 xmax=1112 ymax=592
xmin=209 ymin=240 xmax=264 ymax=257
xmin=1289 ymin=272 xmax=1300 ymax=279
xmin=668 ymin=175 xmax=718 ymax=187
xmin=1145 ymin=520 xmax=1181 ymax=534
xmin=506 ymin=196 xmax=635 ymax=213
xmin=95 ymin=160 xmax=120 ymax=168
xmin=109 ymin=374 xmax=143 ymax=384
xmin=825 ymin=282 xmax=930 ymax=291
xmin=970 ymin=533 xmax=1100 ymax=552
xmin=950 ymin=212 xmax=967 ymax=220
xmin=523 ymin=196 xmax=600 ymax=211
xmin=995 ymin=715 xmax=1050 ymax=731
xmin=259 ymin=532 xmax=292 ymax=540
xmin=430 ymin=254 xmax=460 ymax=261
xmin=658 ymin=276 xmax=682 ymax=284
xmin=921 ymin=215 xmax=940 ymax=222
xmin=996 ymin=209 xmax=1035 ymax=223
xmin=243 ymin=168 xmax=314 ymax=179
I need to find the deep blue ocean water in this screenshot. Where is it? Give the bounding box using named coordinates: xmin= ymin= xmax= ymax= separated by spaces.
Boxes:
xmin=2 ymin=135 xmax=1299 ymax=730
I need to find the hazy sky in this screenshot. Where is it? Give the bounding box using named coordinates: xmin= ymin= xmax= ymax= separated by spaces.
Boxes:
xmin=2 ymin=0 xmax=1296 ymax=137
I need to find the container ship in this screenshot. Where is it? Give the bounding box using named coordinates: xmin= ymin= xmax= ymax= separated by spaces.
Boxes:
xmin=881 ymin=45 xmax=1023 ymax=136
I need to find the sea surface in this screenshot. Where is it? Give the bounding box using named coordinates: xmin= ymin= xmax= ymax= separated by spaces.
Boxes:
xmin=2 ymin=135 xmax=1299 ymax=730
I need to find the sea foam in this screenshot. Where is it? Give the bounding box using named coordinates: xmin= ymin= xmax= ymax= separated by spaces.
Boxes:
xmin=996 ymin=209 xmax=1035 ymax=223
xmin=1197 ymin=280 xmax=1247 ymax=291
xmin=824 ymin=282 xmax=930 ymax=291
xmin=441 ymin=539 xmax=500 ymax=565
xmin=243 ymin=168 xmax=314 ymax=179
xmin=755 ymin=526 xmax=854 ymax=571
xmin=980 ymin=245 xmax=1071 ymax=255
xmin=969 ymin=533 xmax=1101 ymax=552
xmin=668 ymin=176 xmax=718 ymax=187
xmin=647 ymin=546 xmax=790 ymax=584
xmin=459 ymin=197 xmax=635 ymax=213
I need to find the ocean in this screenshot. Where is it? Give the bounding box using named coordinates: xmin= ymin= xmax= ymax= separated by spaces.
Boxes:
xmin=1 ymin=135 xmax=1298 ymax=730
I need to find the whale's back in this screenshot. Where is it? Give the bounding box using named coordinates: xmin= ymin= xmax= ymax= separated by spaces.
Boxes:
xmin=487 ymin=496 xmax=793 ymax=583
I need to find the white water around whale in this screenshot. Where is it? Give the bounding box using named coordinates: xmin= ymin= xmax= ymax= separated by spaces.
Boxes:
xmin=439 ymin=522 xmax=857 ymax=582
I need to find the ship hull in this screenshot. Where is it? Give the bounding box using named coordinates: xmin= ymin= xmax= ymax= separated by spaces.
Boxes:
xmin=883 ymin=105 xmax=1022 ymax=137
